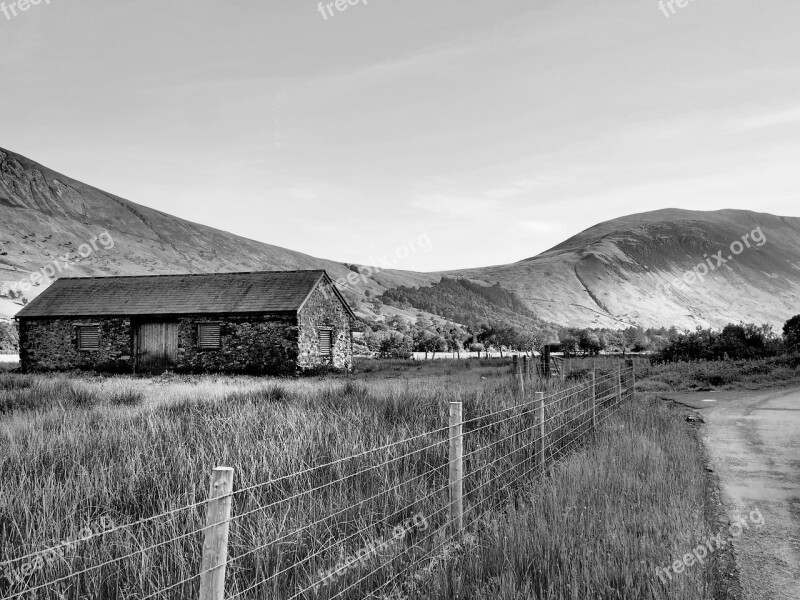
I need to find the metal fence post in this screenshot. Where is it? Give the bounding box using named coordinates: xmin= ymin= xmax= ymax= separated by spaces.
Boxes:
xmin=449 ymin=402 xmax=464 ymax=535
xmin=199 ymin=467 xmax=234 ymax=600
xmin=536 ymin=391 xmax=545 ymax=470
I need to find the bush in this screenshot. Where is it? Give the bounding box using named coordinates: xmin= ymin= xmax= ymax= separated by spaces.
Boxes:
xmin=639 ymin=354 xmax=800 ymax=391
xmin=653 ymin=323 xmax=781 ymax=363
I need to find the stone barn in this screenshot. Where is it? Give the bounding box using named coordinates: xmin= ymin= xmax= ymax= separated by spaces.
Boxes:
xmin=16 ymin=270 xmax=355 ymax=375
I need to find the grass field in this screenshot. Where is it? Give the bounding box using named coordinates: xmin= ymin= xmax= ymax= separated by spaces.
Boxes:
xmin=0 ymin=360 xmax=722 ymax=599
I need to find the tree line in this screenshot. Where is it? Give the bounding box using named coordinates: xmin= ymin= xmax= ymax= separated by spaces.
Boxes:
xmin=653 ymin=317 xmax=800 ymax=362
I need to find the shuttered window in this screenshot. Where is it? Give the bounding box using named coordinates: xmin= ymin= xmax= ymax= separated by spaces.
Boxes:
xmin=77 ymin=325 xmax=100 ymax=351
xmin=319 ymin=329 xmax=333 ymax=356
xmin=198 ymin=323 xmax=222 ymax=350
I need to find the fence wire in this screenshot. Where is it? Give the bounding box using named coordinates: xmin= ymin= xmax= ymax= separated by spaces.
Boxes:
xmin=0 ymin=366 xmax=635 ymax=600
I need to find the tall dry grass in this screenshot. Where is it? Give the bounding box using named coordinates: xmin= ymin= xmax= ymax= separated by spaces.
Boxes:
xmin=411 ymin=398 xmax=714 ymax=600
xmin=0 ymin=363 xmax=704 ymax=600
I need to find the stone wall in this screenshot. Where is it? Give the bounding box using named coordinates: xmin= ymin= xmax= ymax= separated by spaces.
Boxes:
xmin=175 ymin=315 xmax=299 ymax=375
xmin=20 ymin=317 xmax=133 ymax=373
xmin=297 ymin=278 xmax=352 ymax=371
xmin=19 ymin=280 xmax=351 ymax=375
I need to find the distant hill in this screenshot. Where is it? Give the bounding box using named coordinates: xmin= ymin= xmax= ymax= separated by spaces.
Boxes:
xmin=0 ymin=147 xmax=435 ymax=319
xmin=444 ymin=209 xmax=800 ymax=329
xmin=2 ymin=146 xmax=799 ymax=331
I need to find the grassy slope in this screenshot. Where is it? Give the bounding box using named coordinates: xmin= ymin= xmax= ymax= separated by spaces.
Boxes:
xmin=0 ymin=363 xmax=716 ymax=599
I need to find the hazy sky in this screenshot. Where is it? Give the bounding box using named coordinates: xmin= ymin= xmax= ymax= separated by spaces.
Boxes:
xmin=1 ymin=0 xmax=799 ymax=271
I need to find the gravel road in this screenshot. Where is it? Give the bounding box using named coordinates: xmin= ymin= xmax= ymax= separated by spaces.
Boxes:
xmin=665 ymin=387 xmax=800 ymax=600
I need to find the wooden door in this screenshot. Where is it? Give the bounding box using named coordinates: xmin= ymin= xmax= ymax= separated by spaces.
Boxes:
xmin=136 ymin=322 xmax=179 ymax=374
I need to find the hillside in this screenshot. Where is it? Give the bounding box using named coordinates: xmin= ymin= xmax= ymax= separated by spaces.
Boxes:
xmin=379 ymin=277 xmax=548 ymax=332
xmin=2 ymin=146 xmax=799 ymax=332
xmin=0 ymin=148 xmax=435 ymax=319
xmin=445 ymin=209 xmax=800 ymax=329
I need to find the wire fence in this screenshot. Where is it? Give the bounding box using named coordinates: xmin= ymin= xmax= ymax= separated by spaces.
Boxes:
xmin=0 ymin=363 xmax=636 ymax=600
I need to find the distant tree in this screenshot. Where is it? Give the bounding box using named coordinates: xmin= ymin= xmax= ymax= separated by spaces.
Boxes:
xmin=559 ymin=333 xmax=579 ymax=357
xmin=386 ymin=315 xmax=409 ymax=332
xmin=469 ymin=342 xmax=486 ymax=358
xmin=366 ymin=330 xmax=413 ymax=358
xmin=578 ymin=331 xmax=603 ymax=356
xmin=494 ymin=325 xmax=520 ymax=357
xmin=444 ymin=323 xmax=469 ymax=358
xmin=476 ymin=324 xmax=498 ymax=354
xmin=515 ymin=330 xmax=539 ymax=356
xmin=416 ymin=316 xmax=433 ymax=331
xmin=378 ymin=331 xmax=413 ymax=359
xmin=0 ymin=321 xmax=19 ymax=354
xmin=783 ymin=315 xmax=800 ymax=351
xmin=623 ymin=326 xmax=645 ymax=349
xmin=412 ymin=329 xmax=446 ymax=359
xmin=654 ymin=322 xmax=779 ymax=363
xmin=602 ymin=331 xmax=627 ymax=353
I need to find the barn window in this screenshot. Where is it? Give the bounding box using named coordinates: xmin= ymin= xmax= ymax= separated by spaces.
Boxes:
xmin=198 ymin=323 xmax=222 ymax=350
xmin=318 ymin=329 xmax=333 ymax=356
xmin=77 ymin=325 xmax=100 ymax=351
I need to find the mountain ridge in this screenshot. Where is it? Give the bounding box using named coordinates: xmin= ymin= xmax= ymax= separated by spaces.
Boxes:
xmin=2 ymin=146 xmax=799 ymax=330
xmin=445 ymin=209 xmax=800 ymax=328
xmin=0 ymin=147 xmax=435 ymax=320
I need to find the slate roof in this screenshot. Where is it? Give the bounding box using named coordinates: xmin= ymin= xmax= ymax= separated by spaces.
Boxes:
xmin=16 ymin=270 xmax=353 ymax=318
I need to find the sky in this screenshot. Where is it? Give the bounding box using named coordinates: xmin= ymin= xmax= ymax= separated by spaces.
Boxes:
xmin=1 ymin=0 xmax=799 ymax=272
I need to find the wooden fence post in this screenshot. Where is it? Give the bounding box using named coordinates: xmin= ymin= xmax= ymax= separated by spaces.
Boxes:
xmin=615 ymin=363 xmax=622 ymax=404
xmin=590 ymin=370 xmax=597 ymax=429
xmin=536 ymin=392 xmax=545 ymax=470
xmin=199 ymin=467 xmax=235 ymax=600
xmin=626 ymin=359 xmax=635 ymax=398
xmin=543 ymin=346 xmax=551 ymax=378
xmin=449 ymin=402 xmax=464 ymax=535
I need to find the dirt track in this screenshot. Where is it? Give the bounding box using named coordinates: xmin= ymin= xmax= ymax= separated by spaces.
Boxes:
xmin=666 ymin=387 xmax=800 ymax=600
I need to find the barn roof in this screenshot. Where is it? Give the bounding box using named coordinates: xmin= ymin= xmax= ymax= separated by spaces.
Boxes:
xmin=16 ymin=270 xmax=355 ymax=319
